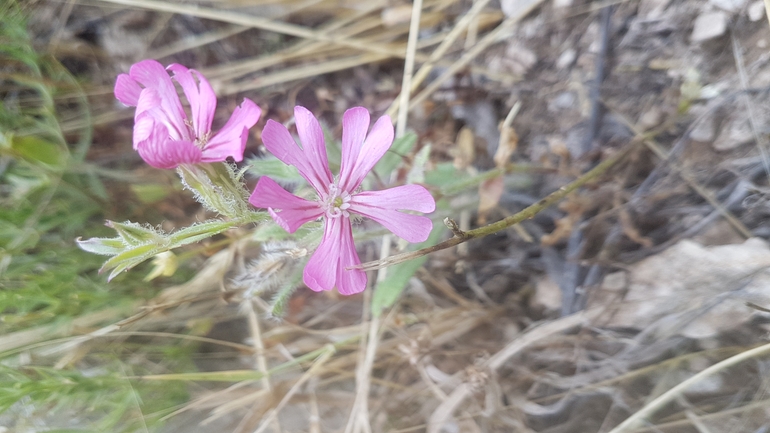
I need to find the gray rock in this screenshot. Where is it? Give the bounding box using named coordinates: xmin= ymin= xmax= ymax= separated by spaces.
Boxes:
xmin=713 ymin=114 xmax=754 ymax=151
xmin=556 ymin=48 xmax=577 ymax=69
xmin=548 ymin=91 xmax=577 ymax=112
xmin=690 ymin=112 xmax=717 ymax=143
xmin=748 ymin=0 xmax=765 ymax=21
xmin=690 ymin=11 xmax=728 ymax=43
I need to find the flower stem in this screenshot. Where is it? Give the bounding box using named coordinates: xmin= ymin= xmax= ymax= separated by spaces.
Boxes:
xmin=357 ymin=141 xmax=640 ymax=271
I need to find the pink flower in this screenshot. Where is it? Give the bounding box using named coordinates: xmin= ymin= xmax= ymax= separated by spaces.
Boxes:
xmin=114 ymin=59 xmax=261 ymax=169
xmin=249 ymin=106 xmax=435 ymax=295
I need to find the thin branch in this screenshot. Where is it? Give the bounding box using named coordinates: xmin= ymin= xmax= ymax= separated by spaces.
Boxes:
xmin=356 ymin=139 xmax=639 ymax=271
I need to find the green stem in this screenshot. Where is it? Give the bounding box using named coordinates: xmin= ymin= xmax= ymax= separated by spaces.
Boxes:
xmin=358 ymin=141 xmax=639 ymax=271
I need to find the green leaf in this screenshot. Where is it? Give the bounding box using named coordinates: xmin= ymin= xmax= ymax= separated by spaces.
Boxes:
xmin=375 ymin=132 xmax=417 ymax=178
xmin=247 ymin=155 xmax=303 ymax=184
xmin=106 ymin=221 xmax=164 ymax=246
xmin=100 ymin=244 xmax=158 ymax=281
xmin=10 ymin=135 xmax=66 ymax=167
xmin=371 ymin=224 xmax=444 ymax=316
xmin=130 ymin=183 xmax=170 ymax=204
xmin=168 ymin=220 xmax=235 ymax=246
xmin=76 ymin=236 xmax=125 ymax=256
xmin=407 ymin=143 xmax=431 ymax=184
xmin=440 ymin=168 xmax=504 ymax=196
xmin=424 ymin=162 xmax=466 ymax=189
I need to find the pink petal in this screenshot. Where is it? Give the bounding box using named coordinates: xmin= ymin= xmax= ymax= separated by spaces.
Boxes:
xmin=203 ymin=98 xmax=261 ymax=163
xmin=338 ymin=107 xmax=370 ymax=192
xmin=135 ymin=88 xmax=184 ymax=142
xmin=349 ymin=184 xmax=435 ymax=243
xmin=128 ymin=59 xmax=188 ymax=140
xmin=304 ymin=217 xmax=343 ymax=292
xmin=335 ymin=217 xmax=367 ymax=295
xmin=249 ymin=176 xmax=323 ymax=233
xmin=133 ymin=113 xmax=158 ymax=150
xmin=262 ymin=119 xmax=329 ymax=194
xmin=168 ymin=64 xmax=217 ymax=138
xmin=342 ymin=115 xmax=394 ymax=192
xmin=114 ymin=74 xmax=142 ymax=106
xmin=135 ymin=117 xmax=202 ymax=169
xmin=294 ymin=106 xmax=333 ymax=192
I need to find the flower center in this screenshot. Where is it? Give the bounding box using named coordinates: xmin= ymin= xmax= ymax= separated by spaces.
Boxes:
xmin=321 ymin=183 xmax=351 ymax=218
xmin=185 ymin=119 xmax=210 ymax=148
xmin=195 ymin=132 xmax=211 ymax=148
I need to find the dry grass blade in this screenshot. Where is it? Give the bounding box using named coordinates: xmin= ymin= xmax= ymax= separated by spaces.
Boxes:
xmin=147 ymin=25 xmax=248 ymax=60
xmin=386 ymin=0 xmax=493 ymax=118
xmin=219 ymin=53 xmax=389 ymax=94
xmin=607 ymin=342 xmax=770 ymax=432
xmin=407 ymin=0 xmax=545 ymax=112
xmin=253 ymin=345 xmax=335 ymax=433
xmin=203 ymin=1 xmax=386 ymax=82
xmin=428 ymin=308 xmax=602 ymax=433
xmin=394 ymin=0 xmax=424 ymax=138
xmin=91 ymin=0 xmax=408 ymax=58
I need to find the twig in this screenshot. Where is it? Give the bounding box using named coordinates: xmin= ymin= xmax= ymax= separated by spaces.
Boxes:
xmin=356 ymin=139 xmax=638 ymax=271
xmin=583 ymin=5 xmax=613 ymax=155
xmin=395 ymin=0 xmax=424 ymax=138
xmin=564 ymin=6 xmax=611 ymax=312
xmin=606 ymin=342 xmax=770 ymax=433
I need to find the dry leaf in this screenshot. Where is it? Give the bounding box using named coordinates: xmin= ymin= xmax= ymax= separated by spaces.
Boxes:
xmin=540 ymin=215 xmax=576 ymax=246
xmin=531 ymin=276 xmax=563 ymax=312
xmin=494 ymin=124 xmax=518 ymax=169
xmin=619 ymin=207 xmax=653 ymax=248
xmin=454 ymin=127 xmax=476 ymax=170
xmin=478 ymin=175 xmax=504 ymax=224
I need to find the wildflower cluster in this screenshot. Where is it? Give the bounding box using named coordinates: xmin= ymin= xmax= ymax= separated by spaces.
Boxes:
xmin=79 ymin=59 xmax=435 ymax=296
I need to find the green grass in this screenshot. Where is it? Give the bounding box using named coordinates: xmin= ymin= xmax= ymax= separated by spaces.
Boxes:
xmin=0 ymin=3 xmax=193 ymax=430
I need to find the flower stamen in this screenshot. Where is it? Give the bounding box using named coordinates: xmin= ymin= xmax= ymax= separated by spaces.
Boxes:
xmin=321 ymin=183 xmax=351 ymax=218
